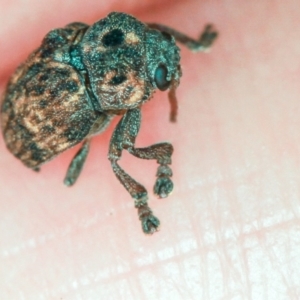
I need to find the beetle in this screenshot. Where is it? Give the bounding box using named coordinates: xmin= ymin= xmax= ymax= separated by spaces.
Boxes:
xmin=1 ymin=12 xmax=217 ymax=234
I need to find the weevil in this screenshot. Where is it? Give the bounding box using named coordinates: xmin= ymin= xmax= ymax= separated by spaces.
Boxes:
xmin=1 ymin=12 xmax=217 ymax=234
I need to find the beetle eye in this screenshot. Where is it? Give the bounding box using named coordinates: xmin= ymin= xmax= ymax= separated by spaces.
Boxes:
xmin=154 ymin=64 xmax=170 ymax=91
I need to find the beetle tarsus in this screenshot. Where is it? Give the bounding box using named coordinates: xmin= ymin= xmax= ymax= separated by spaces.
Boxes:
xmin=110 ymin=159 xmax=160 ymax=233
xmin=147 ymin=22 xmax=218 ymax=52
xmin=154 ymin=177 xmax=173 ymax=198
xmin=137 ymin=204 xmax=160 ymax=234
xmin=197 ymin=24 xmax=218 ymax=51
xmin=64 ymin=139 xmax=90 ymax=186
xmin=108 ymin=109 xmax=176 ymax=232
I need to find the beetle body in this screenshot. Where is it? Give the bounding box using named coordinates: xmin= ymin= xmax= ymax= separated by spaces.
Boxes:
xmin=1 ymin=12 xmax=217 ymax=233
xmin=1 ymin=13 xmax=180 ymax=169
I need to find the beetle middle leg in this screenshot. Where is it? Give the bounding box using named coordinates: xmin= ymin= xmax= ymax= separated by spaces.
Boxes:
xmin=64 ymin=139 xmax=90 ymax=186
xmin=108 ymin=108 xmax=173 ymax=234
xmin=64 ymin=113 xmax=113 ymax=186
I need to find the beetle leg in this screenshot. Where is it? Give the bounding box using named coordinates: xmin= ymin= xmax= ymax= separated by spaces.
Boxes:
xmin=168 ymin=79 xmax=178 ymax=122
xmin=64 ymin=139 xmax=90 ymax=186
xmin=108 ymin=109 xmax=161 ymax=234
xmin=127 ymin=143 xmax=174 ymax=198
xmin=111 ymin=161 xmax=160 ymax=234
xmin=147 ymin=23 xmax=218 ymax=52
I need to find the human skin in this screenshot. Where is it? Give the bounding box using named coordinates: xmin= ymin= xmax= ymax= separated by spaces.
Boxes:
xmin=1 ymin=0 xmax=300 ymax=299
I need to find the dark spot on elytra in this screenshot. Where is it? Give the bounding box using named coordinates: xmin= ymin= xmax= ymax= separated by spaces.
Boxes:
xmin=41 ymin=125 xmax=55 ymax=133
xmin=28 ymin=142 xmax=39 ymax=151
xmin=55 ymin=80 xmax=79 ymax=94
xmin=39 ymin=74 xmax=49 ymax=81
xmin=14 ymin=122 xmax=33 ymax=140
xmin=64 ymin=128 xmax=80 ymax=142
xmin=26 ymin=142 xmax=46 ymax=162
xmin=102 ymin=29 xmax=124 ymax=47
xmin=27 ymin=63 xmax=43 ymax=76
xmin=1 ymin=100 xmax=11 ymax=112
xmin=31 ymin=152 xmax=43 ymax=162
xmin=55 ymin=68 xmax=70 ymax=77
xmin=65 ymin=80 xmax=79 ymax=93
xmin=50 ymin=88 xmax=59 ymax=97
xmin=64 ymin=116 xmax=94 ymax=142
xmin=26 ymin=84 xmax=45 ymax=97
xmin=39 ymin=99 xmax=48 ymax=108
xmin=109 ymin=74 xmax=127 ymax=85
xmin=41 ymin=48 xmax=53 ymax=59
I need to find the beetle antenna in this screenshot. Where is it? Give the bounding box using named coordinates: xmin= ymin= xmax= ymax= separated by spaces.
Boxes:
xmin=168 ymin=79 xmax=178 ymax=122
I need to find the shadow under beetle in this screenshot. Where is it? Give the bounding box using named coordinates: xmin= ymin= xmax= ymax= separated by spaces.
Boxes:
xmin=1 ymin=12 xmax=217 ymax=234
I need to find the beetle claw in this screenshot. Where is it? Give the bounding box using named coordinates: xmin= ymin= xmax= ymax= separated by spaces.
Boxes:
xmin=198 ymin=24 xmax=218 ymax=50
xmin=154 ymin=177 xmax=174 ymax=198
xmin=141 ymin=215 xmax=160 ymax=234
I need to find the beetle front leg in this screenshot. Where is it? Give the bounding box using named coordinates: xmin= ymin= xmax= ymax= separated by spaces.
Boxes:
xmin=147 ymin=23 xmax=218 ymax=52
xmin=127 ymin=143 xmax=174 ymax=198
xmin=110 ymin=160 xmax=160 ymax=234
xmin=108 ymin=109 xmax=160 ymax=234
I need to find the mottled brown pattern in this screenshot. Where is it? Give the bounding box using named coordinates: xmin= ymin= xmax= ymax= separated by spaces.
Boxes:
xmin=96 ymin=70 xmax=148 ymax=108
xmin=1 ymin=25 xmax=98 ymax=168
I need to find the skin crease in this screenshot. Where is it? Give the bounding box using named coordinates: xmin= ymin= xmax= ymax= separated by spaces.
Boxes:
xmin=1 ymin=0 xmax=300 ymax=299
